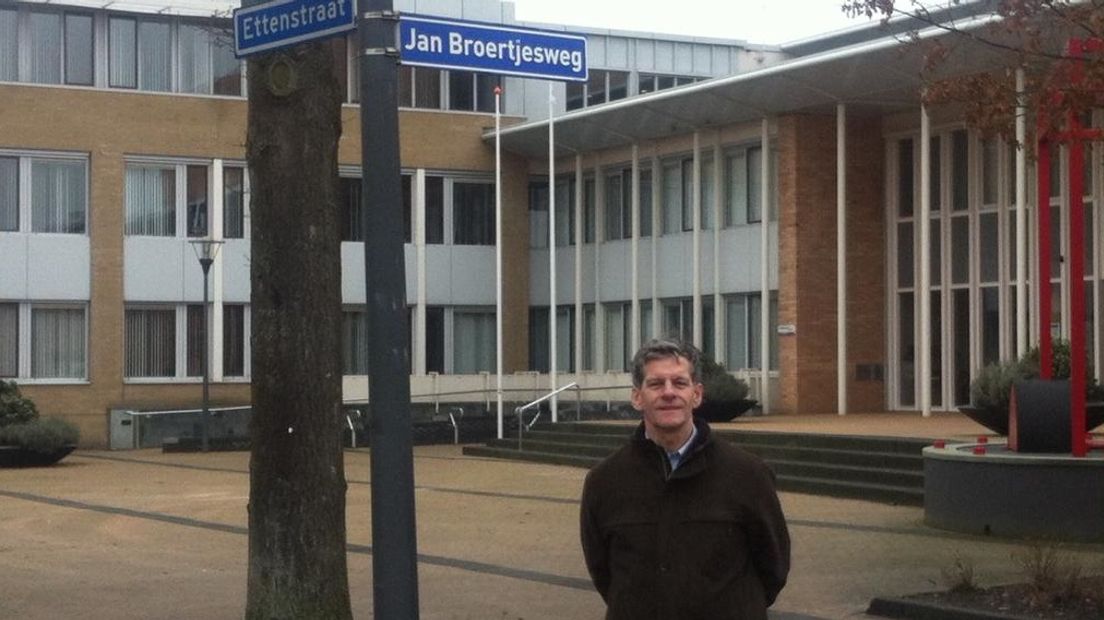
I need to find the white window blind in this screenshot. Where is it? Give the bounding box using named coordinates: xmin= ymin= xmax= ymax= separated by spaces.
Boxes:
xmin=28 ymin=12 xmax=61 ymax=84
xmin=453 ymin=311 xmax=494 ymax=373
xmin=0 ymin=304 xmax=16 ymax=378
xmin=125 ymin=307 xmax=175 ymax=377
xmin=0 ymin=157 xmax=17 ymax=231
xmin=31 ymin=160 xmax=86 ymax=234
xmin=0 ymin=10 xmax=18 ymax=81
xmin=31 ymin=307 xmax=85 ymax=379
xmin=126 ymin=166 xmax=175 ymax=236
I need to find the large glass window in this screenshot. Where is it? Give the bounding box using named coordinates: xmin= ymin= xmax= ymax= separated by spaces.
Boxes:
xmin=414 ymin=67 xmax=441 ymax=108
xmin=31 ymin=306 xmax=85 ymax=379
xmin=640 ymin=168 xmax=653 ymax=237
xmin=747 ymin=147 xmax=763 ymax=223
xmin=453 ymin=182 xmax=494 ymax=245
xmin=126 ymin=165 xmax=175 ymax=236
xmin=425 ymin=176 xmax=444 ymax=244
xmin=212 ymin=32 xmax=241 ymax=96
xmin=529 ymin=182 xmax=549 ymax=249
xmin=604 ymin=171 xmax=624 ymax=241
xmin=0 ymin=304 xmax=17 ymax=378
xmin=185 ymin=304 xmax=205 ymax=377
xmin=186 ymin=166 xmax=208 ymax=237
xmin=31 ymin=160 xmax=86 ymax=234
xmin=340 ymin=176 xmax=362 ymax=242
xmin=178 ymin=24 xmax=211 ymax=94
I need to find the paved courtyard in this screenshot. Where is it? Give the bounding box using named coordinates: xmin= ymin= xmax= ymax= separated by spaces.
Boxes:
xmin=0 ymin=440 xmax=1101 ymax=619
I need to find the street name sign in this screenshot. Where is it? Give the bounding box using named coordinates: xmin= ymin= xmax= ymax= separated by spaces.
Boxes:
xmin=234 ymin=0 xmax=356 ymax=58
xmin=399 ymin=15 xmax=587 ymax=82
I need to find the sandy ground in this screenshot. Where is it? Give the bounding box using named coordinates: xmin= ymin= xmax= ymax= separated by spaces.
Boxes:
xmin=0 ymin=443 xmax=1101 ymax=619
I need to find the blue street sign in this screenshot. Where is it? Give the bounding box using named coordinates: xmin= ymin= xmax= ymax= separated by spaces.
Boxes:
xmin=234 ymin=0 xmax=356 ymax=58
xmin=399 ymin=15 xmax=587 ymax=82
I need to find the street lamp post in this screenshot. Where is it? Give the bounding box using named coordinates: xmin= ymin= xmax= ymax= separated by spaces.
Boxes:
xmin=190 ymin=238 xmax=223 ymax=452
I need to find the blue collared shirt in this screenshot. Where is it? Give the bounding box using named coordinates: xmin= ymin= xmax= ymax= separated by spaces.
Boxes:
xmin=649 ymin=424 xmax=698 ymax=472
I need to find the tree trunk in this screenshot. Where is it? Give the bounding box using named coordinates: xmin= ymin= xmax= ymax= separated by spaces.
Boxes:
xmin=244 ymin=39 xmax=352 ymax=620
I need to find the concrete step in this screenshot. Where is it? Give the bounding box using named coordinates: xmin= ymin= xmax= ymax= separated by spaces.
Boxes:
xmin=740 ymin=444 xmax=924 ymax=472
xmin=485 ymin=438 xmax=617 ymax=459
xmin=462 ymin=445 xmax=601 ymax=469
xmin=767 ymin=459 xmax=924 ymax=489
xmin=774 ymin=475 xmax=925 ymax=506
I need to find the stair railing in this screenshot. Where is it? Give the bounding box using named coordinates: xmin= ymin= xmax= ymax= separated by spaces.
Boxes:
xmin=516 ymin=382 xmax=578 ymax=450
xmin=447 ymin=406 xmax=464 ymax=445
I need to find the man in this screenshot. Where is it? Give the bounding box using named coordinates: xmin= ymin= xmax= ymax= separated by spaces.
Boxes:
xmin=580 ymin=338 xmax=790 ymax=620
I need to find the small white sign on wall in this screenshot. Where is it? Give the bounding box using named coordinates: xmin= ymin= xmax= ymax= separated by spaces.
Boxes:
xmin=777 ymin=324 xmax=796 ymax=335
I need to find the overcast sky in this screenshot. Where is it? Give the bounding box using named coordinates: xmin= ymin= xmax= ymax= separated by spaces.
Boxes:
xmin=510 ymin=0 xmax=874 ymax=45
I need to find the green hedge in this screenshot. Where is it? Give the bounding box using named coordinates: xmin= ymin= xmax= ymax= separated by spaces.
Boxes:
xmin=0 ymin=417 xmax=80 ymax=453
xmin=0 ymin=380 xmax=39 ymax=427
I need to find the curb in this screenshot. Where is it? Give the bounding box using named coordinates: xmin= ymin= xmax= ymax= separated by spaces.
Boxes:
xmin=867 ymin=597 xmax=1036 ymax=620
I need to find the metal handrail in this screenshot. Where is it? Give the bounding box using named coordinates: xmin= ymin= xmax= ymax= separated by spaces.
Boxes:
xmin=447 ymin=407 xmax=464 ymax=445
xmin=345 ymin=409 xmax=361 ymax=448
xmin=516 ymin=382 xmax=578 ymax=450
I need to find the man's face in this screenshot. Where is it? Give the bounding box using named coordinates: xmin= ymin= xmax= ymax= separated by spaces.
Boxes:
xmin=631 ymin=355 xmax=703 ymax=437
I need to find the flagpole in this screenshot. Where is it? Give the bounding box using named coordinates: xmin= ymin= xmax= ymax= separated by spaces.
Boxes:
xmin=495 ymin=85 xmax=504 ymax=439
xmin=548 ymin=82 xmax=558 ymax=423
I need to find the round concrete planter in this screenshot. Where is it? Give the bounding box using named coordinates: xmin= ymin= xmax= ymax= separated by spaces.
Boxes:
xmin=958 ymin=402 xmax=1104 ymax=436
xmin=0 ymin=445 xmax=76 ymax=468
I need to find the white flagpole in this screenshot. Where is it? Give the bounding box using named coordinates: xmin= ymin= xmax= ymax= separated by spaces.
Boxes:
xmin=495 ymin=85 xmax=504 ymax=439
xmin=548 ymin=82 xmax=558 ymax=423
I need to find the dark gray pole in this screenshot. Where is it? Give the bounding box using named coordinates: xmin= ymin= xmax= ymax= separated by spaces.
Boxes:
xmin=200 ymin=257 xmax=213 ymax=453
xmin=359 ymin=3 xmax=421 ymax=618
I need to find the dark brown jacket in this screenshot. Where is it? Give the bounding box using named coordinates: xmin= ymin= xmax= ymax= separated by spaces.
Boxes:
xmin=580 ymin=419 xmax=790 ymax=620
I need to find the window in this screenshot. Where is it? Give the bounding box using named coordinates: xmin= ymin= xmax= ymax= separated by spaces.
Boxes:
xmin=453 ymin=182 xmax=494 ymax=245
xmin=604 ymin=171 xmax=624 ymax=241
xmin=0 ymin=10 xmax=16 ymax=82
xmin=446 ymin=70 xmax=499 ymax=112
xmin=125 ymin=307 xmax=176 ymax=377
xmin=343 ymin=308 xmax=368 ymax=375
xmin=0 ymin=157 xmax=17 ymax=231
xmin=725 ymin=293 xmax=778 ymax=370
xmin=186 ymin=166 xmax=208 ymax=237
xmin=402 ymin=174 xmax=412 ymax=243
xmin=604 ymin=302 xmax=631 ymax=372
xmin=453 ymin=310 xmax=495 ymax=373
xmin=701 ymin=157 xmax=715 ymax=230
xmin=224 ymin=166 xmax=245 ymax=239
xmin=566 ymin=70 xmax=630 ymax=111
xmin=639 ymin=168 xmax=653 ymax=237
xmin=426 ymin=306 xmax=444 ymax=373
xmin=223 ymin=304 xmax=245 ymax=377
xmin=583 ymin=178 xmax=596 ymax=243
xmin=0 ymin=304 xmax=86 ymax=380
xmin=109 ymin=17 xmax=137 ymax=88
xmin=29 ymin=12 xmax=62 ymax=84
xmin=32 ymin=159 xmax=86 ymax=234
xmin=212 ymin=32 xmax=241 ymax=96
xmin=178 ymin=24 xmax=211 ymax=94
xmin=638 ymin=73 xmax=698 ymax=95
xmin=139 ymin=21 xmax=171 ymax=91
xmin=64 ymin=14 xmax=93 ymax=86
xmin=340 ymin=176 xmax=362 ymax=242
xmin=554 ymin=177 xmax=574 ymax=247
xmin=126 ymin=165 xmax=175 ymax=236
xmin=425 ymin=176 xmax=444 ymax=244
xmin=529 ymin=306 xmax=574 ymax=372
xmin=0 ymin=304 xmax=16 ymax=378
xmin=1 ymin=155 xmax=86 ymax=234
xmin=724 ymin=146 xmax=767 ymax=227
xmin=529 ymin=182 xmax=548 ymax=249
xmin=662 ymin=298 xmax=693 ymax=342
xmin=398 ymin=66 xmax=443 ymax=109
xmin=31 ymin=306 xmax=85 ymax=379
xmin=662 ymin=161 xmax=681 ymax=234
xmin=185 ymin=304 xmax=205 ymax=377
xmin=681 ymin=159 xmax=694 ymax=231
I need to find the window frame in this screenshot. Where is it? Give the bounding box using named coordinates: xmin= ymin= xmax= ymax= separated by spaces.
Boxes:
xmin=0 ymin=150 xmax=89 ymax=236
xmin=1 ymin=302 xmax=88 ymax=383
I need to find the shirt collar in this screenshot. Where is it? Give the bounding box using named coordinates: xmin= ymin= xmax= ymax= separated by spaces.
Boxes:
xmin=647 ymin=423 xmax=698 ymax=471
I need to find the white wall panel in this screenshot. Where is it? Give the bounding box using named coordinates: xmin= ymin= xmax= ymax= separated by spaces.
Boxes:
xmin=693 ymin=44 xmax=712 ymax=73
xmin=0 ymin=234 xmax=28 ymax=299
xmin=588 ymin=37 xmax=607 ymax=67
xmin=655 ymin=234 xmax=693 ymax=298
xmin=125 ymin=238 xmax=185 ymax=302
xmin=27 ymin=235 xmax=89 ymax=300
xmin=222 ymin=239 xmax=250 ymax=303
xmin=674 ymin=42 xmax=694 ymax=73
xmin=340 ymin=242 xmax=366 ymax=305
xmin=461 ymin=0 xmax=504 ymax=22
xmin=597 ymin=240 xmax=632 ymax=301
xmin=654 ymin=41 xmax=674 ymax=72
xmin=635 ymin=40 xmax=655 ymax=71
xmin=607 ymin=38 xmax=629 ymax=69
xmin=446 ymin=246 xmax=496 ymax=304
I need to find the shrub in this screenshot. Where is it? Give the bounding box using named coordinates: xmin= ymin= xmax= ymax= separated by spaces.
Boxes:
xmin=0 ymin=417 xmax=80 ymax=453
xmin=940 ymin=553 xmax=979 ymax=594
xmin=970 ymin=339 xmax=1104 ymax=411
xmin=0 ymin=380 xmax=39 ymax=427
xmin=699 ymin=357 xmax=750 ymax=402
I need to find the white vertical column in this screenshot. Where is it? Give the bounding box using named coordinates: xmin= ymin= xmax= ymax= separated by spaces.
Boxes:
xmin=631 ymin=143 xmax=641 ymax=350
xmin=837 ymin=104 xmax=848 ymax=415
xmin=548 ymin=84 xmax=558 ymax=422
xmin=574 ymin=155 xmax=584 ymax=374
xmin=919 ymin=104 xmax=932 ymax=417
xmin=692 ymin=131 xmax=703 ymax=348
xmin=713 ymin=135 xmax=723 ymax=363
xmin=651 ymin=153 xmax=661 ymax=339
xmin=759 ymin=119 xmax=771 ymax=414
xmin=211 ymin=159 xmax=225 ymax=381
xmin=594 ymin=166 xmax=605 ymax=372
xmin=414 ymin=169 xmax=427 ymax=377
xmin=1015 ymin=68 xmax=1028 ymax=358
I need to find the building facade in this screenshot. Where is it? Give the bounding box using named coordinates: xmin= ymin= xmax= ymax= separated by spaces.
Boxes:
xmin=0 ymin=0 xmax=1082 ymax=446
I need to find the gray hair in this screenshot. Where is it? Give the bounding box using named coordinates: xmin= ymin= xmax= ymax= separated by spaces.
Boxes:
xmin=630 ymin=338 xmax=702 ymax=388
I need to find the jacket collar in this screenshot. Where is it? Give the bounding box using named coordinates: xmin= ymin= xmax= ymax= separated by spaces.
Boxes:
xmin=631 ymin=417 xmax=713 ymax=478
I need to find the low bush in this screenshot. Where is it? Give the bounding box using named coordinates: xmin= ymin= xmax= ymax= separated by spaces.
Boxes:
xmin=0 ymin=417 xmax=80 ymax=453
xmin=699 ymin=357 xmax=750 ymax=402
xmin=0 ymin=380 xmax=39 ymax=427
xmin=970 ymin=339 xmax=1104 ymax=412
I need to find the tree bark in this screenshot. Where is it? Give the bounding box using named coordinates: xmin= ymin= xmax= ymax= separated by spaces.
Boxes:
xmin=244 ymin=39 xmax=352 ymax=620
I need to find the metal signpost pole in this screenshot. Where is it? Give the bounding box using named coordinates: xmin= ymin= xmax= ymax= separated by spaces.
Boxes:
xmin=495 ymin=86 xmax=504 ymax=440
xmin=360 ymin=2 xmax=420 ymax=617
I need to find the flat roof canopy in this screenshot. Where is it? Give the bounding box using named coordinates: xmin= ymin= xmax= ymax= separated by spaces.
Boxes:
xmin=488 ymin=14 xmax=1022 ymax=159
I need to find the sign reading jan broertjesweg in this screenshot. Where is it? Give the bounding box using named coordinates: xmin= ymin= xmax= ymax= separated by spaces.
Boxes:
xmin=398 ymin=15 xmax=588 ymax=82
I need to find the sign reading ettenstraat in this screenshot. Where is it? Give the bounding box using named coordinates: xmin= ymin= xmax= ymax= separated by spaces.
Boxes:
xmin=234 ymin=0 xmax=356 ymax=58
xmin=399 ymin=15 xmax=587 ymax=82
